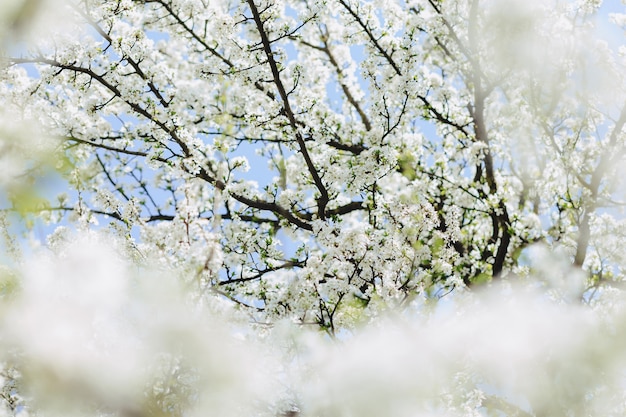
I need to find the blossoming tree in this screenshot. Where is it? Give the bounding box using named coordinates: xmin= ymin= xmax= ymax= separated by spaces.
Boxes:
xmin=2 ymin=0 xmax=626 ymax=416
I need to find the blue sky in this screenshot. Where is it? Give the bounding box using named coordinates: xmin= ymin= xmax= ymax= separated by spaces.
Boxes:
xmin=2 ymin=0 xmax=625 ymax=263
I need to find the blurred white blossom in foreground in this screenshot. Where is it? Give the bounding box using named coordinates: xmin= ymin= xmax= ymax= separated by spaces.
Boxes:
xmin=1 ymin=232 xmax=626 ymax=417
xmin=0 ymin=231 xmax=277 ymax=417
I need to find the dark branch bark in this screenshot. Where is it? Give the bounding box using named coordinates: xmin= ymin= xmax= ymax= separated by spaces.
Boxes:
xmin=574 ymin=105 xmax=626 ymax=266
xmin=246 ymin=0 xmax=330 ymax=220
